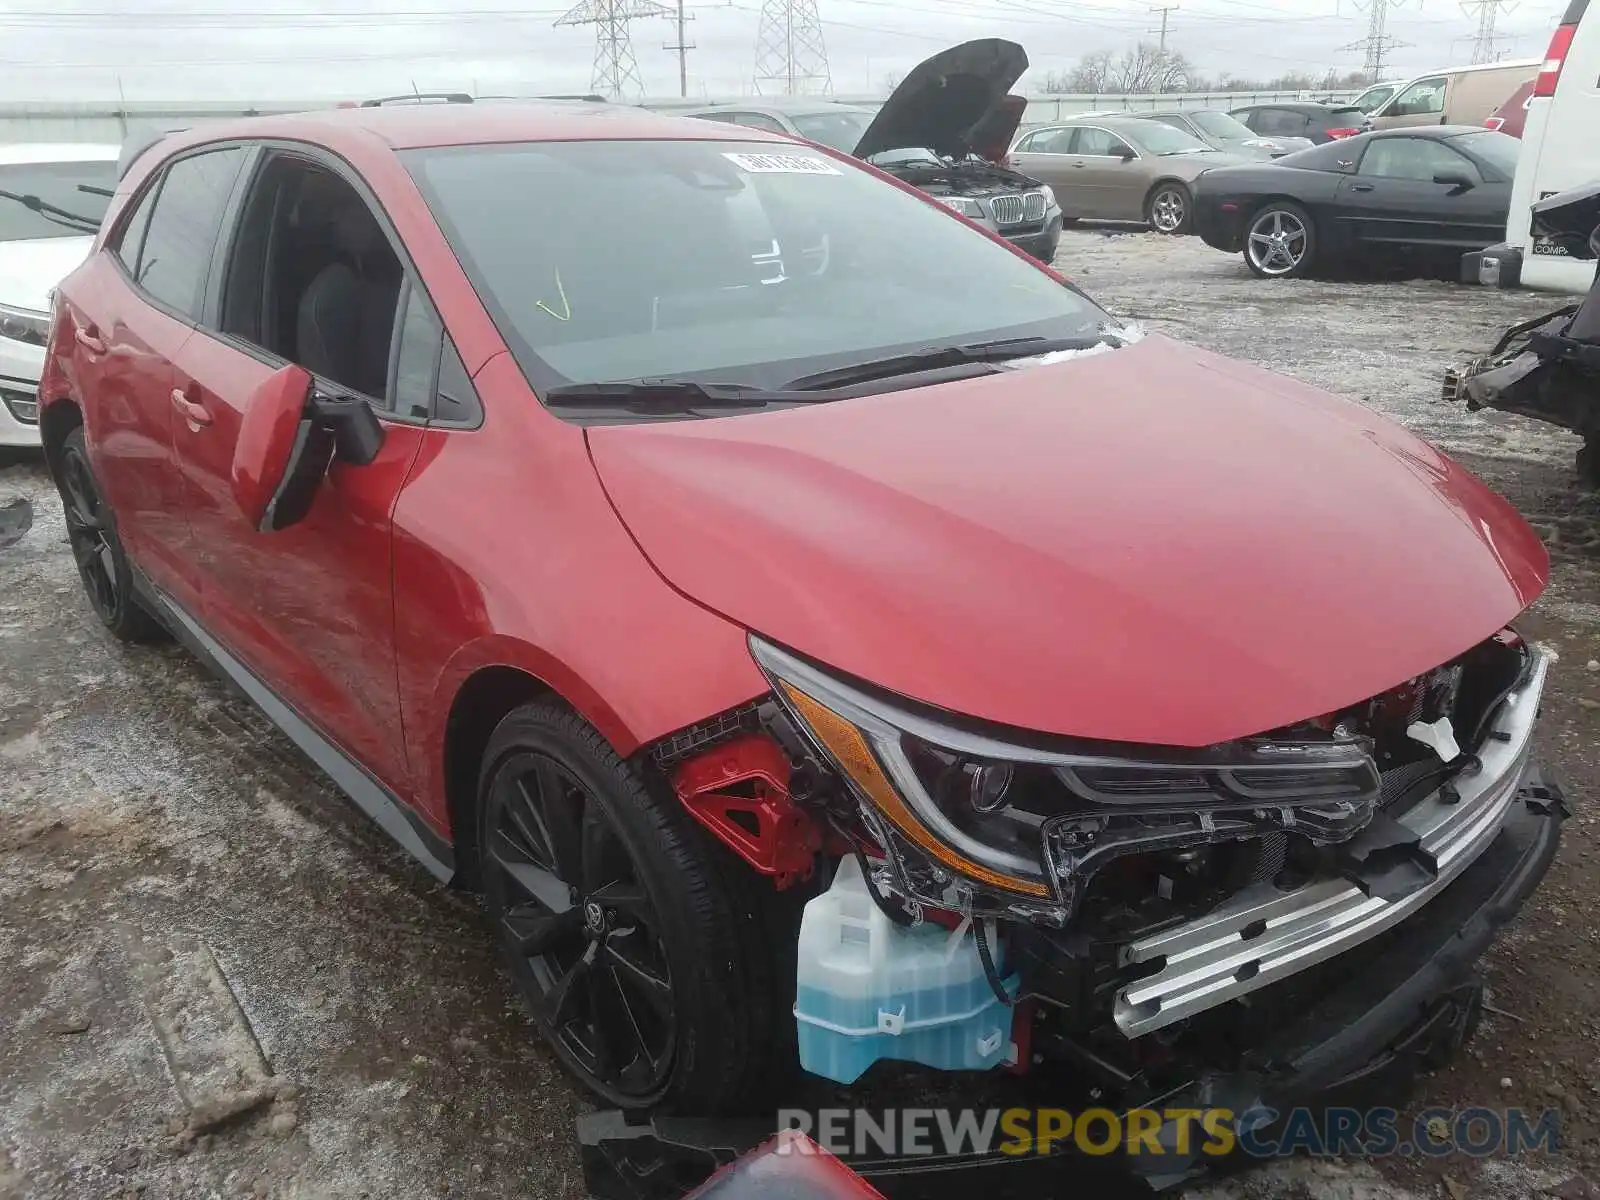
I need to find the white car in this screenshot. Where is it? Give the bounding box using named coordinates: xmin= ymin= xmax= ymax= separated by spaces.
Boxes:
xmin=0 ymin=143 xmax=119 ymax=447
xmin=1498 ymin=0 xmax=1599 ymax=293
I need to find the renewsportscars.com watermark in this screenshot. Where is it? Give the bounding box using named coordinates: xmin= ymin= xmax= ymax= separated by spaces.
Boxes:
xmin=776 ymin=1106 xmax=1561 ymax=1160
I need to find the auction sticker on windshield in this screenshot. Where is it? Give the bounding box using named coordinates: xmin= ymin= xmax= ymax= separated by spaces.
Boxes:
xmin=723 ymin=152 xmax=841 ymax=175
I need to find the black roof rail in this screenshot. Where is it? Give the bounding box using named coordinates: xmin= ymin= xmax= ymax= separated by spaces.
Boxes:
xmin=359 ymin=92 xmax=474 ymax=107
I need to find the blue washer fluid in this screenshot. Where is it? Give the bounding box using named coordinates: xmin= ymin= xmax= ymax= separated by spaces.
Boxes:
xmin=793 ymin=855 xmax=1018 ymax=1085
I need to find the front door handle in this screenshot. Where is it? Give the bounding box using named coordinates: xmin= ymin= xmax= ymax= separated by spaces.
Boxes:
xmin=171 ymin=388 xmax=213 ymax=428
xmin=1350 ymin=182 xmax=1375 ymax=192
xmin=74 ymin=325 xmax=105 ymax=355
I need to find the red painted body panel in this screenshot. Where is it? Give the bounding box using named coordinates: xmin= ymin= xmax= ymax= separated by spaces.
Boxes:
xmin=55 ymin=257 xmax=203 ymax=611
xmin=589 ymin=335 xmax=1548 ymax=747
xmin=170 ymin=331 xmax=423 ymax=796
xmin=389 ymin=352 xmax=767 ymax=830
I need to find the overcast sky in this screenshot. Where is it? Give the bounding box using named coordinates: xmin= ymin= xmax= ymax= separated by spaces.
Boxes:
xmin=0 ymin=0 xmax=1574 ymax=104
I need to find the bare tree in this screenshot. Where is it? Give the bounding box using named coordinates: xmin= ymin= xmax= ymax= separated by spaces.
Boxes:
xmin=881 ymin=71 xmax=902 ymax=92
xmin=1105 ymin=41 xmax=1197 ymax=93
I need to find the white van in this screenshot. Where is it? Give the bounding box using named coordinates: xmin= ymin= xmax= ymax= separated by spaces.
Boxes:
xmin=1503 ymin=0 xmax=1600 ymax=293
xmin=1369 ymin=60 xmax=1541 ymax=130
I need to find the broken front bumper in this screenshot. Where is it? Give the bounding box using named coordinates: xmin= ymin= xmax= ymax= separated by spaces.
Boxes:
xmin=579 ymin=760 xmax=1567 ymax=1198
xmin=1117 ymin=651 xmax=1549 ymax=1037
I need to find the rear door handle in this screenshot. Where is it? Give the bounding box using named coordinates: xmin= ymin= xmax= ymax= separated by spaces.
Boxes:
xmin=171 ymin=388 xmax=213 ymax=428
xmin=74 ymin=325 xmax=105 ymax=355
xmin=1350 ymin=183 xmax=1375 ymax=192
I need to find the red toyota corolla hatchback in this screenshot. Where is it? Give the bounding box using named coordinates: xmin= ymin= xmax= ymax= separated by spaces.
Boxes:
xmin=39 ymin=101 xmax=1563 ymax=1157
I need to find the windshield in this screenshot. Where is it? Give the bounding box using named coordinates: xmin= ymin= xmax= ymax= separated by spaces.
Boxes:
xmin=1353 ymin=85 xmax=1395 ymax=113
xmin=404 ymin=139 xmax=1107 ymax=406
xmin=0 ymin=160 xmax=115 ymax=241
xmin=1125 ymin=122 xmax=1211 ymax=155
xmin=789 ymin=109 xmax=874 ymax=153
xmin=1449 ymin=129 xmax=1520 ymax=176
xmin=1190 ymin=110 xmax=1255 ymax=140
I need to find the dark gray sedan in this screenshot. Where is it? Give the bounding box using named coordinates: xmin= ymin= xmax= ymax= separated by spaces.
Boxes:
xmin=1134 ymin=108 xmax=1313 ymax=159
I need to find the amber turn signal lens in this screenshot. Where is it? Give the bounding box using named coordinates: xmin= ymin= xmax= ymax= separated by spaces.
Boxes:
xmin=778 ymin=681 xmax=1052 ymax=899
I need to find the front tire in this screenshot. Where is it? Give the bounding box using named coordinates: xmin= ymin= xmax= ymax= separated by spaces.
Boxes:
xmin=56 ymin=427 xmax=166 ymax=643
xmin=1244 ymin=200 xmax=1317 ymax=278
xmin=476 ymin=701 xmax=792 ymax=1112
xmin=1146 ymin=183 xmax=1192 ymax=234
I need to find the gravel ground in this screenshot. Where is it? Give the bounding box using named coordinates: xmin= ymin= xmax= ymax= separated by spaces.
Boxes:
xmin=2 ymin=228 xmax=1598 ymax=1200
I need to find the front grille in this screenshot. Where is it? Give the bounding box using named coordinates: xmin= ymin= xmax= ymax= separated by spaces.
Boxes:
xmin=990 ymin=191 xmax=1046 ymax=226
xmin=0 ymin=378 xmax=38 ymax=425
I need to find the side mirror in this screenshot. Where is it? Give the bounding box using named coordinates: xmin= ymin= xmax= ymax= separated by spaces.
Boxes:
xmin=230 ymin=364 xmax=386 ymax=533
xmin=1119 ymin=148 xmax=1137 ymax=162
xmin=1433 ymin=172 xmax=1475 ymax=193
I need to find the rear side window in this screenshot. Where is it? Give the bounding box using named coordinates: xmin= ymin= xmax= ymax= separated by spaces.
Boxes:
xmin=1256 ymin=109 xmax=1308 ymax=136
xmin=110 ymin=181 xmax=160 ymax=272
xmin=135 ymin=148 xmax=247 ymax=319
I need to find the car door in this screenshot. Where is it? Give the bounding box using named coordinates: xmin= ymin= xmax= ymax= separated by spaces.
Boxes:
xmin=63 ymin=146 xmax=247 ymax=614
xmin=1335 ymin=136 xmax=1501 ymax=248
xmin=1066 ymin=126 xmax=1147 ymax=219
xmin=164 ymin=147 xmax=431 ymax=798
xmin=1006 ymin=128 xmax=1083 ymax=205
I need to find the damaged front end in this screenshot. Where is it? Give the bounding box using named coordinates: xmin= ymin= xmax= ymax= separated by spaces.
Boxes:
xmin=1445 ymin=182 xmax=1600 ymax=482
xmin=594 ymin=624 xmax=1564 ymax=1198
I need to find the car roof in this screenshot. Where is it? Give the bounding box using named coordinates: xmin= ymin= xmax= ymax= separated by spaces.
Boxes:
xmin=1233 ymin=102 xmax=1361 ymax=114
xmin=1369 ymin=124 xmax=1500 ymax=138
xmin=141 ymin=101 xmax=790 ymax=158
xmin=679 ymin=100 xmax=874 ymax=116
xmin=0 ymin=142 xmax=121 ymax=166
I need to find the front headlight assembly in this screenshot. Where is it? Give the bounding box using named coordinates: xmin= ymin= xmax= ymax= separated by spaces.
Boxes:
xmin=937 ymin=196 xmax=985 ymax=219
xmin=0 ymin=302 xmax=50 ymax=347
xmin=750 ymin=636 xmax=1381 ymax=923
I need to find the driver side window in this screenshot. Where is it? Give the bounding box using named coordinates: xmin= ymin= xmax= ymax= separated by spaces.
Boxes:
xmin=219 ymin=154 xmax=405 ymax=407
xmin=1359 ymin=137 xmax=1479 ymax=182
xmin=1390 ymin=77 xmax=1446 ymax=117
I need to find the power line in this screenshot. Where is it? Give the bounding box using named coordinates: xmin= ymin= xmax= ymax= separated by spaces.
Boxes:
xmin=753 ymin=0 xmax=831 ymax=94
xmin=554 ymin=0 xmax=670 ymax=99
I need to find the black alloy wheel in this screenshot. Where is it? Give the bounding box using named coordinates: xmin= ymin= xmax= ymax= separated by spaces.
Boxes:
xmin=477 ymin=702 xmax=794 ymax=1113
xmin=484 ymin=749 xmax=676 ymax=1102
xmin=57 ymin=427 xmax=164 ymax=642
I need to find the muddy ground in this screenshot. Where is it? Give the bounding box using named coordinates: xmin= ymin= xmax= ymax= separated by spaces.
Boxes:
xmin=1 ymin=229 xmax=1598 ymax=1200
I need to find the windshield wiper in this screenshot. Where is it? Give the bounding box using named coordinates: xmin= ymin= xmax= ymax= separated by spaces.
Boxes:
xmin=780 ymin=334 xmax=1120 ymax=392
xmin=77 ymin=183 xmax=116 ymax=199
xmin=543 ymin=379 xmax=790 ymax=414
xmin=0 ymin=188 xmax=99 ymax=232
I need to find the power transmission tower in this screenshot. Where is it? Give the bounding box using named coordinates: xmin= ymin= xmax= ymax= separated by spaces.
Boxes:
xmin=555 ymin=0 xmax=670 ymax=101
xmin=753 ymin=0 xmax=831 ymax=96
xmin=1462 ymin=0 xmax=1517 ymax=63
xmin=1340 ymin=0 xmax=1410 ymax=80
xmin=664 ymin=0 xmax=696 ymax=97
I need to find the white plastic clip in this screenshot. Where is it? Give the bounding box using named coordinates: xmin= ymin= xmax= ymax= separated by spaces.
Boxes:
xmin=976 ymin=1029 xmax=1004 ymax=1056
xmin=1407 ymin=717 xmax=1462 ymax=763
xmin=877 ymin=1006 xmax=906 ymax=1035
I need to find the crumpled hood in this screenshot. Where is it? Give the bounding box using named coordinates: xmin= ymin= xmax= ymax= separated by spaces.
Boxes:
xmin=587 ymin=336 xmax=1548 ymax=747
xmin=854 ymin=38 xmax=1030 ymax=161
xmin=0 ymin=235 xmax=93 ymax=313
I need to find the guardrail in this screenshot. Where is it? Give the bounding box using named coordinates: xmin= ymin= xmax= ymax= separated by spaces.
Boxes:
xmin=0 ymin=89 xmax=1359 ymax=145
